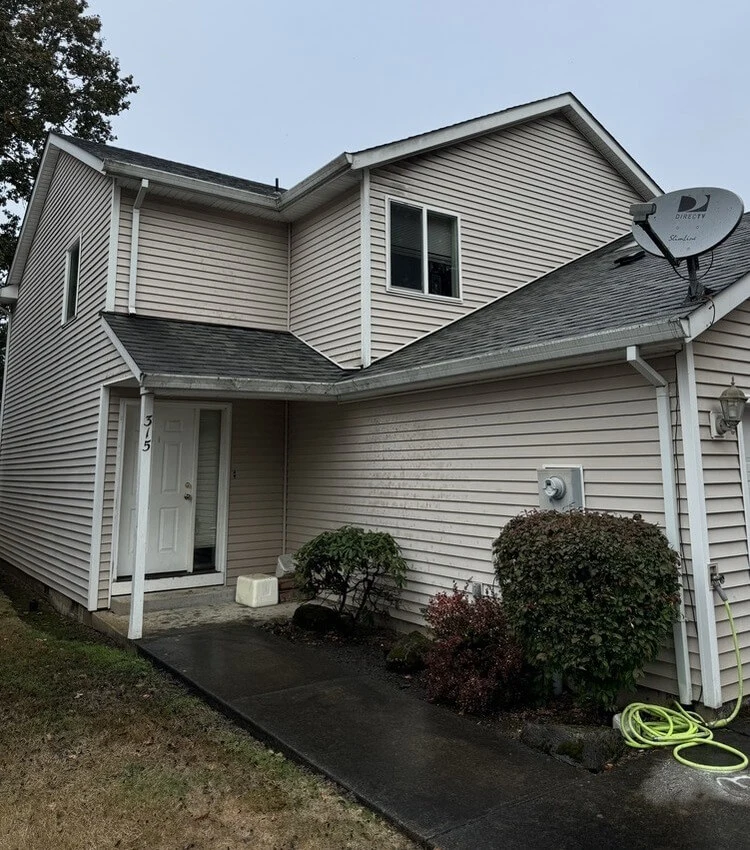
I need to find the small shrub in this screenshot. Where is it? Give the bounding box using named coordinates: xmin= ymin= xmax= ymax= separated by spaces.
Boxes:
xmin=493 ymin=510 xmax=679 ymax=709
xmin=294 ymin=525 xmax=407 ymax=624
xmin=423 ymin=589 xmax=525 ymax=714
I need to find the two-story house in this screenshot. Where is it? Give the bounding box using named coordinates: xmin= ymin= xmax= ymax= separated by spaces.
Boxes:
xmin=4 ymin=92 xmax=750 ymax=710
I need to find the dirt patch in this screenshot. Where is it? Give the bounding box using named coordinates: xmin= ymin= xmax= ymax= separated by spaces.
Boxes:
xmin=0 ymin=569 xmax=417 ymax=850
xmin=261 ymin=616 xmax=610 ymax=740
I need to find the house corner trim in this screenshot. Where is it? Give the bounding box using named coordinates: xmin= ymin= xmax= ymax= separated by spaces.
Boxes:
xmin=360 ymin=168 xmax=372 ymax=368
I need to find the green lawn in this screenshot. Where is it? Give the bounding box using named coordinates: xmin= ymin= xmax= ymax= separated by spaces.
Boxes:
xmin=0 ymin=576 xmax=415 ymax=850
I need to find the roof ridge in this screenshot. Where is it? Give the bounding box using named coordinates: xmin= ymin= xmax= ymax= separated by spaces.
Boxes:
xmin=58 ymin=134 xmax=284 ymax=194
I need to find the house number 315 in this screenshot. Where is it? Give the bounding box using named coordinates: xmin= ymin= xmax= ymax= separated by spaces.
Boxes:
xmin=142 ymin=413 xmax=153 ymax=452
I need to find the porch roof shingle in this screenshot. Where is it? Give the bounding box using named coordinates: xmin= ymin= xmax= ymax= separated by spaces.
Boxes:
xmin=102 ymin=312 xmax=349 ymax=385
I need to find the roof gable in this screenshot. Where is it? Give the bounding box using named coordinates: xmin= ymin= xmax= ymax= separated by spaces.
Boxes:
xmin=7 ymin=93 xmax=661 ymax=288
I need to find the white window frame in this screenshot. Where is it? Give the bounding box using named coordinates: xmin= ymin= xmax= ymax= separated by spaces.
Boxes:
xmin=61 ymin=235 xmax=82 ymax=325
xmin=385 ymin=197 xmax=462 ymax=302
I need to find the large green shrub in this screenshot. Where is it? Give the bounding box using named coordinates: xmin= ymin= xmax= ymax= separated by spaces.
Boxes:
xmin=294 ymin=526 xmax=407 ymax=624
xmin=493 ymin=510 xmax=679 ymax=708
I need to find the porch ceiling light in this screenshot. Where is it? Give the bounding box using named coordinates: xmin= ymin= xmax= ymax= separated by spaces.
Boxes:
xmin=715 ymin=378 xmax=747 ymax=436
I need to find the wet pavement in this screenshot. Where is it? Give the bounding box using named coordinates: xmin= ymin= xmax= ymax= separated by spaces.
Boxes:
xmin=139 ymin=623 xmax=750 ymax=849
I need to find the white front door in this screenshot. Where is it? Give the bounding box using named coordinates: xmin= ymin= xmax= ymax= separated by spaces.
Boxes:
xmin=116 ymin=402 xmax=198 ymax=578
xmin=148 ymin=404 xmax=197 ymax=574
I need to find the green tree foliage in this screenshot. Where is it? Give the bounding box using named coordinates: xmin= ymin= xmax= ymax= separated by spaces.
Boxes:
xmin=294 ymin=525 xmax=407 ymax=624
xmin=493 ymin=510 xmax=679 ymax=708
xmin=0 ymin=0 xmax=138 ymax=275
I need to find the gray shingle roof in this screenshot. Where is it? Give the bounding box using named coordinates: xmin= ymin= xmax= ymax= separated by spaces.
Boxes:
xmin=103 ymin=313 xmax=347 ymax=383
xmin=62 ymin=136 xmax=283 ymax=196
xmin=357 ymin=213 xmax=750 ymax=379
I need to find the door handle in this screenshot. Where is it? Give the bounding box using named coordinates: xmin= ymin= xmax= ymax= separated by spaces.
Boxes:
xmin=184 ymin=493 xmax=192 ymax=501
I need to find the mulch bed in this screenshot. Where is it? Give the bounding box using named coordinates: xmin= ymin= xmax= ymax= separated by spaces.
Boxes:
xmin=259 ymin=617 xmax=609 ymax=739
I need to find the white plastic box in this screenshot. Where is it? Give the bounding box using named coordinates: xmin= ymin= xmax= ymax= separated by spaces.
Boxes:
xmin=235 ymin=574 xmax=279 ymax=608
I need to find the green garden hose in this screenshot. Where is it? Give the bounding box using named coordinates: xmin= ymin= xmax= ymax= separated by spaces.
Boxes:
xmin=619 ymin=596 xmax=747 ymax=772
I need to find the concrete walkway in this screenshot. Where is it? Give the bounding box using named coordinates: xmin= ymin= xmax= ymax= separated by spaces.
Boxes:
xmin=139 ymin=623 xmax=750 ymax=849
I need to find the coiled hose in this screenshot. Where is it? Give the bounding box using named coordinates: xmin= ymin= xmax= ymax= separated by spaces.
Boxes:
xmin=620 ymin=596 xmax=747 ymax=772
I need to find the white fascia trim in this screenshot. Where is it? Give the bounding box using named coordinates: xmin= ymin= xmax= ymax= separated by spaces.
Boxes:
xmin=48 ymin=134 xmax=106 ymax=172
xmin=338 ymin=318 xmax=686 ymax=399
xmin=349 ymin=94 xmax=574 ymax=170
xmin=87 ymin=385 xmax=110 ymax=611
xmin=360 ymin=168 xmax=372 ymax=367
xmin=100 ymin=316 xmax=142 ymax=381
xmin=6 ymin=142 xmax=60 ymax=288
xmin=278 ymin=154 xmax=351 ymax=209
xmin=685 ymin=269 xmax=750 ymax=341
xmin=561 ymin=99 xmax=662 ymax=199
xmin=105 ymin=181 xmax=121 ymax=311
xmin=676 ymin=342 xmax=722 ymax=708
xmin=104 ymin=161 xmax=279 ymax=212
xmin=347 ymin=93 xmax=662 ymax=199
xmin=626 ymin=346 xmax=692 ymax=704
xmin=142 ymin=373 xmax=337 ymax=398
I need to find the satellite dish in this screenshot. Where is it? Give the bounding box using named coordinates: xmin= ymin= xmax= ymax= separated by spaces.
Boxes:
xmin=632 ymin=187 xmax=744 ymax=261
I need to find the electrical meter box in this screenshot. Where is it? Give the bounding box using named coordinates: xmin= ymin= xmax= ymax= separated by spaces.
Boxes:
xmin=537 ymin=467 xmax=584 ymax=512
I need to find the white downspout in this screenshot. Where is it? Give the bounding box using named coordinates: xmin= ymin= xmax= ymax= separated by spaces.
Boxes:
xmin=128 ymin=179 xmax=149 ymax=314
xmin=627 ymin=345 xmax=692 ymax=704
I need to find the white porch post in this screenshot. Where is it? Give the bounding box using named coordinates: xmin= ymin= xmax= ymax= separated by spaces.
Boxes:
xmin=128 ymin=388 xmax=154 ymax=640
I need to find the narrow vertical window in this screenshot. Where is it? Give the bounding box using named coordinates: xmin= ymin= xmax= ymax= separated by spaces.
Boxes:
xmin=389 ymin=200 xmax=459 ymax=298
xmin=390 ymin=203 xmax=423 ymax=291
xmin=427 ymin=211 xmax=458 ymax=297
xmin=63 ymin=238 xmax=81 ymax=323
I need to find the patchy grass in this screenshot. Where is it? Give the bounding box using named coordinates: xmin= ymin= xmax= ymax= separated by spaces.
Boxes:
xmin=0 ymin=575 xmax=416 ymax=850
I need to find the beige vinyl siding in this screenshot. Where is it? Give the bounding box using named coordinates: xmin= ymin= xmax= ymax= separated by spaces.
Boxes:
xmin=226 ymin=400 xmax=285 ymax=583
xmin=129 ymin=197 xmax=289 ymax=330
xmin=115 ymin=191 xmax=132 ymax=311
xmin=97 ymin=389 xmax=129 ymax=607
xmin=693 ymin=303 xmax=750 ymax=701
xmin=98 ymin=396 xmax=284 ymax=601
xmin=0 ymin=153 xmax=131 ymax=607
xmin=286 ymin=362 xmax=683 ymax=696
xmin=369 ymin=114 xmax=644 ymax=360
xmin=290 ymin=189 xmax=361 ymax=367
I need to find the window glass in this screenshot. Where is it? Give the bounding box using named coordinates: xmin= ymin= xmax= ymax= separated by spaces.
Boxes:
xmin=64 ymin=239 xmax=80 ymax=323
xmin=427 ymin=212 xmax=457 ymax=297
xmin=193 ymin=409 xmax=221 ymax=571
xmin=390 ymin=203 xmax=423 ymax=291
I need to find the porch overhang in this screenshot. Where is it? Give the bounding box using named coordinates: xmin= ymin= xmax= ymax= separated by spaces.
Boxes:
xmin=101 ymin=312 xmax=350 ymax=400
xmin=141 ymin=373 xmax=336 ymax=399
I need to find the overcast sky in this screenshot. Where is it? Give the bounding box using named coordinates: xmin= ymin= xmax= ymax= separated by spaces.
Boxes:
xmin=87 ymin=0 xmax=750 ymax=202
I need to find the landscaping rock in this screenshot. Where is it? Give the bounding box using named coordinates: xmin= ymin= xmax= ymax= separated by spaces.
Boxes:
xmin=386 ymin=630 xmax=432 ymax=673
xmin=291 ymin=604 xmax=342 ymax=633
xmin=520 ymin=722 xmax=625 ymax=772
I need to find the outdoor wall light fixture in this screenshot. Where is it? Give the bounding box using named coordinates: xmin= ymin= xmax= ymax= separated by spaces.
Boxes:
xmin=710 ymin=377 xmax=748 ymax=438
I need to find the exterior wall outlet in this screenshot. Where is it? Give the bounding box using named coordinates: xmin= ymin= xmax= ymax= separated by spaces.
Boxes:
xmin=538 ymin=466 xmax=584 ymax=512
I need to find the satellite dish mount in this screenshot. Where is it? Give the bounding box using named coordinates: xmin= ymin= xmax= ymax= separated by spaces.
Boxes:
xmin=630 ymin=188 xmax=744 ymax=302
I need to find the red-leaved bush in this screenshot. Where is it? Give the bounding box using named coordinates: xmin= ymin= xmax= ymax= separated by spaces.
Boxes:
xmin=423 ymin=588 xmax=525 ymax=714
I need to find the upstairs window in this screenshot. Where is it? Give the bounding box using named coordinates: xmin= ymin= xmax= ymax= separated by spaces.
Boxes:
xmin=62 ymin=237 xmax=81 ymax=324
xmin=389 ymin=200 xmax=460 ymax=299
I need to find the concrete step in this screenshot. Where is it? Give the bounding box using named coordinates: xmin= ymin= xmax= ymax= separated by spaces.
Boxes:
xmin=110 ymin=585 xmax=236 ymax=615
